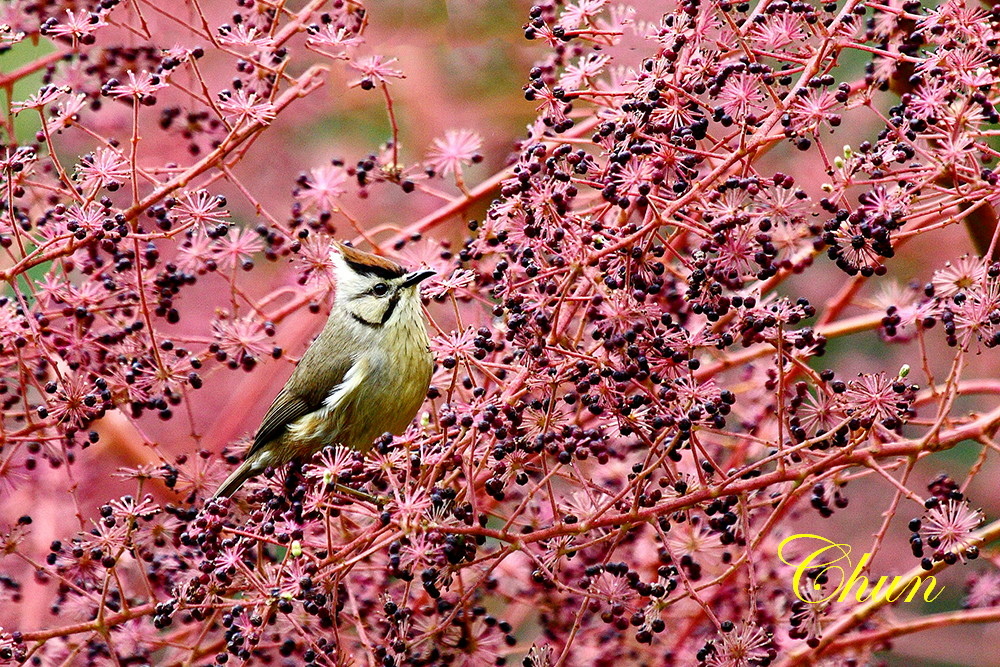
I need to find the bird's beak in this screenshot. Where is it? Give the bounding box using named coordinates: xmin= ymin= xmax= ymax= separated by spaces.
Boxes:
xmin=401 ymin=269 xmax=436 ymax=288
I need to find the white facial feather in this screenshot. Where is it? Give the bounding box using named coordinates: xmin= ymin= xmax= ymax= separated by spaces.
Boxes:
xmin=330 ymin=246 xmax=420 ymax=327
xmin=330 ymin=250 xmax=370 ymax=303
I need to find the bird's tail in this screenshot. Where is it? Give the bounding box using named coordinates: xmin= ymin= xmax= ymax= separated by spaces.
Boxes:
xmin=212 ymin=459 xmax=258 ymax=499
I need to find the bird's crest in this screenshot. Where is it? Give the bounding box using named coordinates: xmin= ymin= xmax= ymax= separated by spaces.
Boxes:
xmin=332 ymin=241 xmax=406 ymax=280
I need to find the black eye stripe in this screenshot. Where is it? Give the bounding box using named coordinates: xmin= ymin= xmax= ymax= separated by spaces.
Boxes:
xmin=348 ymin=293 xmax=400 ymax=328
xmin=351 ymin=313 xmax=380 ymax=327
xmin=347 ymin=284 xmax=394 ymax=300
xmin=382 ymin=292 xmax=399 ymax=324
xmin=380 ymin=293 xmax=401 ymax=325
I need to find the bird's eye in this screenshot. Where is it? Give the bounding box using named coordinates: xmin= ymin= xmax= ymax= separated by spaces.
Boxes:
xmin=372 ymin=282 xmax=389 ymax=296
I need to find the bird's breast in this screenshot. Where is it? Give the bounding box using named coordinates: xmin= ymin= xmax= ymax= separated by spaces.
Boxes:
xmin=358 ymin=323 xmax=433 ymax=440
xmin=287 ymin=318 xmax=432 ymax=454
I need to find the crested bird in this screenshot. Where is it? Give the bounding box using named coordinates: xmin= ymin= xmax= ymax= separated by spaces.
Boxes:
xmin=212 ymin=242 xmax=435 ymax=499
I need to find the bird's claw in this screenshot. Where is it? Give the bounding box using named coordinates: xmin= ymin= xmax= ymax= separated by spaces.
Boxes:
xmin=330 ymin=483 xmax=386 ymax=509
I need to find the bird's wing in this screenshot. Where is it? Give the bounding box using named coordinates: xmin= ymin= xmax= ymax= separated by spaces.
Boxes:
xmin=247 ymin=337 xmax=356 ymax=458
xmin=248 ymin=388 xmax=314 ymax=458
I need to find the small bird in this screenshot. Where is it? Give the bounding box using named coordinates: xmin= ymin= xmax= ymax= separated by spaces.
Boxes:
xmin=212 ymin=242 xmax=435 ymax=499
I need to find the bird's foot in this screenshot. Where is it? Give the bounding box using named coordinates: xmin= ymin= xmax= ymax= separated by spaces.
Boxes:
xmin=329 ymin=483 xmax=386 ymax=509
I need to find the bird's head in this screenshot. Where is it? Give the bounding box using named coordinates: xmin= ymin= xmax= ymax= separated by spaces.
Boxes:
xmin=330 ymin=242 xmax=435 ymax=327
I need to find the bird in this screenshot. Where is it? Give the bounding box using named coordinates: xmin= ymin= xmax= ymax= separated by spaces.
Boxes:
xmin=212 ymin=241 xmax=436 ymax=499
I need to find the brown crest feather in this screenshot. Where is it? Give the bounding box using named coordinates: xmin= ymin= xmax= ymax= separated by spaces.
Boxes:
xmin=334 ymin=242 xmax=406 ymax=280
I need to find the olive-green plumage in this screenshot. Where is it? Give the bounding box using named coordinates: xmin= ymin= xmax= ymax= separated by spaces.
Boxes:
xmin=213 ymin=243 xmax=434 ymax=499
